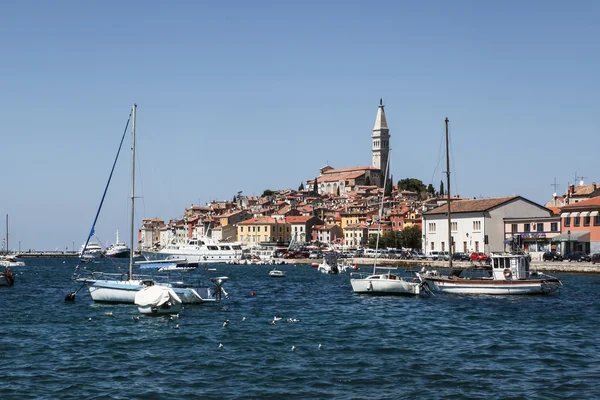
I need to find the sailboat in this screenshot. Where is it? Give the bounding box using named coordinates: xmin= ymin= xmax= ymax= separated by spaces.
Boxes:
xmin=417 ymin=119 xmax=562 ymax=295
xmin=68 ymin=104 xmax=228 ymax=304
xmin=0 ymin=215 xmax=25 ymax=268
xmin=349 ymin=151 xmax=425 ymax=296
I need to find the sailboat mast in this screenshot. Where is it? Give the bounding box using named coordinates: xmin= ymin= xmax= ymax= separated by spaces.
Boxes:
xmin=5 ymin=214 xmax=7 ymax=255
xmin=129 ymin=104 xmax=137 ymax=280
xmin=445 ymin=118 xmax=453 ymax=272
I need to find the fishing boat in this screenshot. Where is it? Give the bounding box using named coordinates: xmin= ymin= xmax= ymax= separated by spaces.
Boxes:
xmin=417 ymin=118 xmax=562 ymax=295
xmin=134 ymin=285 xmax=183 ymax=315
xmin=0 ymin=215 xmax=25 ymax=268
xmin=68 ymin=105 xmax=227 ymax=304
xmin=269 ymin=269 xmax=286 ymax=278
xmin=350 ymin=151 xmax=424 ymax=296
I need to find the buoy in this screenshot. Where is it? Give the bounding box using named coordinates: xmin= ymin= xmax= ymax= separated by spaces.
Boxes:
xmin=312 ymin=263 xmax=319 ymax=268
xmin=251 ymin=291 xmax=255 ymax=296
xmin=353 ymin=264 xmax=358 ymax=270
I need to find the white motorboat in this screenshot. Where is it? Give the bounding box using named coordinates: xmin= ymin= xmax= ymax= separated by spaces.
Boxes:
xmin=349 ymin=151 xmax=424 ymax=296
xmin=105 ymin=230 xmax=131 ymax=258
xmin=269 ymin=269 xmax=286 ymax=278
xmin=0 ymin=254 xmax=25 ymax=268
xmin=141 ymin=237 xmax=244 ymax=265
xmin=135 ymin=285 xmax=183 ymax=315
xmin=79 ymin=242 xmax=104 ymax=259
xmin=317 ymin=254 xmax=340 ymax=274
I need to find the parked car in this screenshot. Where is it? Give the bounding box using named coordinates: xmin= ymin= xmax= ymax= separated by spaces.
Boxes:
xmin=435 ymin=251 xmax=450 ymax=261
xmin=427 ymin=251 xmax=440 ymax=260
xmin=542 ymin=251 xmax=563 ymax=262
xmin=566 ymin=251 xmax=591 ymax=262
xmin=411 ymin=251 xmax=426 ymax=260
xmin=451 ymin=252 xmax=469 ymax=261
xmin=470 ymin=252 xmax=489 ymax=262
xmin=592 ymin=253 xmax=600 ymax=265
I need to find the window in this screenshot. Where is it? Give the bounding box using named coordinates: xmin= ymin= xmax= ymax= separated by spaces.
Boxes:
xmin=428 ymin=223 xmax=436 ymax=232
xmin=584 ymin=216 xmax=590 ymax=226
xmin=511 ymin=224 xmax=518 ymax=233
xmin=595 ymin=215 xmax=600 ymax=226
xmin=574 ymin=217 xmax=580 ymax=227
xmin=463 ymin=242 xmax=467 ymax=252
xmin=475 ymin=241 xmax=480 ymax=252
xmin=551 ymin=223 xmax=558 ymax=232
xmin=451 ymin=222 xmax=458 ymax=231
xmin=564 ymin=217 xmax=570 ymax=227
xmin=473 ymin=221 xmax=481 ymax=230
xmin=441 ymin=242 xmax=445 ymax=251
xmin=537 ymin=223 xmax=543 ymax=232
xmin=430 ymin=242 xmax=434 ymax=251
xmin=524 ymin=223 xmax=530 ymax=232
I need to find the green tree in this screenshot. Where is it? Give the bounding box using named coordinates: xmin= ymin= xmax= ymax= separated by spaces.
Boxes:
xmin=427 ymin=184 xmax=435 ymax=196
xmin=402 ymin=225 xmax=422 ymax=250
xmin=262 ymin=189 xmax=274 ymax=197
xmin=439 ymin=180 xmax=445 ymax=196
xmin=336 ymin=186 xmax=340 ymax=196
xmin=313 ymin=178 xmax=318 ymax=194
xmin=298 ymin=182 xmax=304 ymax=191
xmin=397 ymin=178 xmax=427 ymax=194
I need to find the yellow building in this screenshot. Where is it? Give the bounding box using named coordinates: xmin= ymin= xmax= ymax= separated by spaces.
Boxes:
xmin=237 ymin=216 xmax=291 ymax=246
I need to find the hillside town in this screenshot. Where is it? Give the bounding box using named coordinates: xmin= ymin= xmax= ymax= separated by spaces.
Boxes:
xmin=138 ymin=100 xmax=600 ymax=261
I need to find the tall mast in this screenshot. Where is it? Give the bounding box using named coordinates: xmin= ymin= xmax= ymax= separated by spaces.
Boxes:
xmin=129 ymin=104 xmax=137 ymax=280
xmin=5 ymin=214 xmax=7 ymax=255
xmin=445 ymin=118 xmax=452 ymax=272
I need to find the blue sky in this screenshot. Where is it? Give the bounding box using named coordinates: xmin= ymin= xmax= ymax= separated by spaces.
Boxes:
xmin=1 ymin=1 xmax=598 ymax=250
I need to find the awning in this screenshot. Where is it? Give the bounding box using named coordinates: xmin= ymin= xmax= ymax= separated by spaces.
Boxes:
xmin=570 ymin=212 xmax=580 ymax=217
xmin=591 ymin=211 xmax=599 ymax=217
xmin=580 ymin=211 xmax=590 ymax=217
xmin=551 ymin=231 xmax=590 ymax=243
xmin=560 ymin=213 xmax=570 ymax=218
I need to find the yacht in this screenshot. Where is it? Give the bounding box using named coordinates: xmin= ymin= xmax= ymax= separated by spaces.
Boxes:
xmin=79 ymin=242 xmax=104 ymax=259
xmin=105 ymin=230 xmax=131 ymax=258
xmin=141 ymin=237 xmax=244 ymax=265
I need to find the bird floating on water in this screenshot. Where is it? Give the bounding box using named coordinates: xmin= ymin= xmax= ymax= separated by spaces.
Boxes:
xmin=318 ymin=344 xmax=323 ymax=350
xmin=242 ymin=317 xmax=247 ymax=321
xmin=173 ymin=324 xmax=180 ymax=329
xmin=88 ymin=318 xmax=92 ymax=322
xmin=269 ymin=321 xmax=276 ymax=326
xmin=287 ymin=318 xmax=300 ymax=323
xmin=223 ymin=320 xmax=229 ymax=328
xmin=218 ymin=343 xmax=224 ymax=350
xmin=291 ymin=346 xmax=296 ymax=351
xmin=132 ymin=316 xmax=140 ymax=321
xmin=273 ymin=316 xmax=282 ymax=322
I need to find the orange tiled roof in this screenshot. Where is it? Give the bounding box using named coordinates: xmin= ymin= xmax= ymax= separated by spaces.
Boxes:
xmin=286 ymin=216 xmax=314 ymax=223
xmin=561 ymin=196 xmax=600 ymax=209
xmin=425 ymin=196 xmax=521 ymax=215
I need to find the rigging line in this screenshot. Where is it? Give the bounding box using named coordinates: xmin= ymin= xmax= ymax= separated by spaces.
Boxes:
xmin=79 ymin=110 xmax=133 ymax=265
xmin=429 ymin=124 xmax=446 ymax=189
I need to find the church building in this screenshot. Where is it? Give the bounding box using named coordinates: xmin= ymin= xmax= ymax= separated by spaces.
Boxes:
xmin=308 ymin=99 xmax=392 ymax=195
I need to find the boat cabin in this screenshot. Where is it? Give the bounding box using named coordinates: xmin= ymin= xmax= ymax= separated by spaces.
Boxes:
xmin=491 ymin=254 xmax=530 ymax=281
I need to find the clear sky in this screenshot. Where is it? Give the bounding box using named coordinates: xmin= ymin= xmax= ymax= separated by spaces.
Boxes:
xmin=1 ymin=0 xmax=598 ymax=251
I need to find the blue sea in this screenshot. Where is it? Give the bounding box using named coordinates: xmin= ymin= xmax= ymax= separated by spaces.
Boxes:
xmin=1 ymin=258 xmax=599 ymax=399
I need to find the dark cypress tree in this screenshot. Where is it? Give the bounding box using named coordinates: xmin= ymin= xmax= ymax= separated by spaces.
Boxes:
xmin=439 ymin=180 xmax=445 ymax=196
xmin=313 ymin=178 xmax=318 ymax=194
xmin=299 ymin=182 xmax=304 ymax=191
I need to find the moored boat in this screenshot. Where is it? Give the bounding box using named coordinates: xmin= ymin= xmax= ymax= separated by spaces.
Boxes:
xmin=135 ymin=285 xmax=183 ymax=315
xmin=269 ymin=269 xmax=285 ymax=278
xmin=105 ymin=230 xmax=131 ymax=258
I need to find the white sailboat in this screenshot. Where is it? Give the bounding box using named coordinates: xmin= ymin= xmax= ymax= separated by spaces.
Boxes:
xmin=417 ymin=118 xmax=562 ymax=295
xmin=68 ymin=105 xmax=228 ymax=304
xmin=0 ymin=214 xmax=25 ymax=268
xmin=349 ymin=151 xmax=424 ymax=296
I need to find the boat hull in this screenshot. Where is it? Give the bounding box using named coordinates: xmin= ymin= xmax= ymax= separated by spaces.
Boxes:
xmin=420 ymin=277 xmax=561 ymax=295
xmin=350 ymin=277 xmax=421 ymax=295
xmin=87 ymin=280 xmax=211 ymax=304
xmin=141 ymin=249 xmax=242 ymax=264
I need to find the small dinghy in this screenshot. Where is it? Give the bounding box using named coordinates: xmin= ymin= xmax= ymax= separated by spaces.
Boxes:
xmin=269 ymin=269 xmax=285 ymax=278
xmin=134 ymin=285 xmax=183 ymax=315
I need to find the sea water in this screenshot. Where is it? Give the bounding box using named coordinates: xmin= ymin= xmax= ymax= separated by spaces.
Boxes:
xmin=1 ymin=258 xmax=599 ymax=399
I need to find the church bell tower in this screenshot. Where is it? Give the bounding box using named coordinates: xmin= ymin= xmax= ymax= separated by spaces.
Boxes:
xmin=372 ymin=98 xmax=390 ymax=186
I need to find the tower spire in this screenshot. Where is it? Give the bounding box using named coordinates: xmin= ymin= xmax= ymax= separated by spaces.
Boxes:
xmin=372 ymin=98 xmax=391 ymax=187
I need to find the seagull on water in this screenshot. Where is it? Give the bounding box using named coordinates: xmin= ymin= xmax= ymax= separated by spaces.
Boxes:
xmin=132 ymin=316 xmax=140 ymax=321
xmin=88 ymin=318 xmax=92 ymax=322
xmin=173 ymin=324 xmax=180 ymax=329
xmin=287 ymin=318 xmax=300 ymax=323
xmin=223 ymin=319 xmax=229 ymax=327
xmin=291 ymin=346 xmax=296 ymax=351
xmin=318 ymin=344 xmax=323 ymax=350
xmin=273 ymin=316 xmax=282 ymax=322
xmin=218 ymin=343 xmax=224 ymax=350
xmin=242 ymin=317 xmax=247 ymax=321
xmin=269 ymin=321 xmax=276 ymax=326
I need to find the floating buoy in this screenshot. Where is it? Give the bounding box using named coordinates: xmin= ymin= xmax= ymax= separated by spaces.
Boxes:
xmin=312 ymin=263 xmax=319 ymax=268
xmin=251 ymin=291 xmax=256 ymax=296
xmin=353 ymin=264 xmax=358 ymax=270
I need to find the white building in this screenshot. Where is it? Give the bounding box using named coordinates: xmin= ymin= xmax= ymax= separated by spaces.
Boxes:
xmin=422 ymin=196 xmax=552 ymax=255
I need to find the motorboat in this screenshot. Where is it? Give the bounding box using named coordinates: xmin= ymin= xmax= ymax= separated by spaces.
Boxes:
xmin=0 ymin=254 xmax=25 ymax=268
xmin=269 ymin=269 xmax=286 ymax=278
xmin=135 ymin=285 xmax=183 ymax=315
xmin=317 ymin=254 xmax=340 ymax=274
xmin=105 ymin=230 xmax=131 ymax=258
xmin=79 ymin=242 xmax=104 ymax=259
xmin=141 ymin=237 xmax=244 ymax=265
xmin=350 ymin=267 xmax=423 ymax=295
xmin=418 ymin=253 xmax=562 ymax=295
